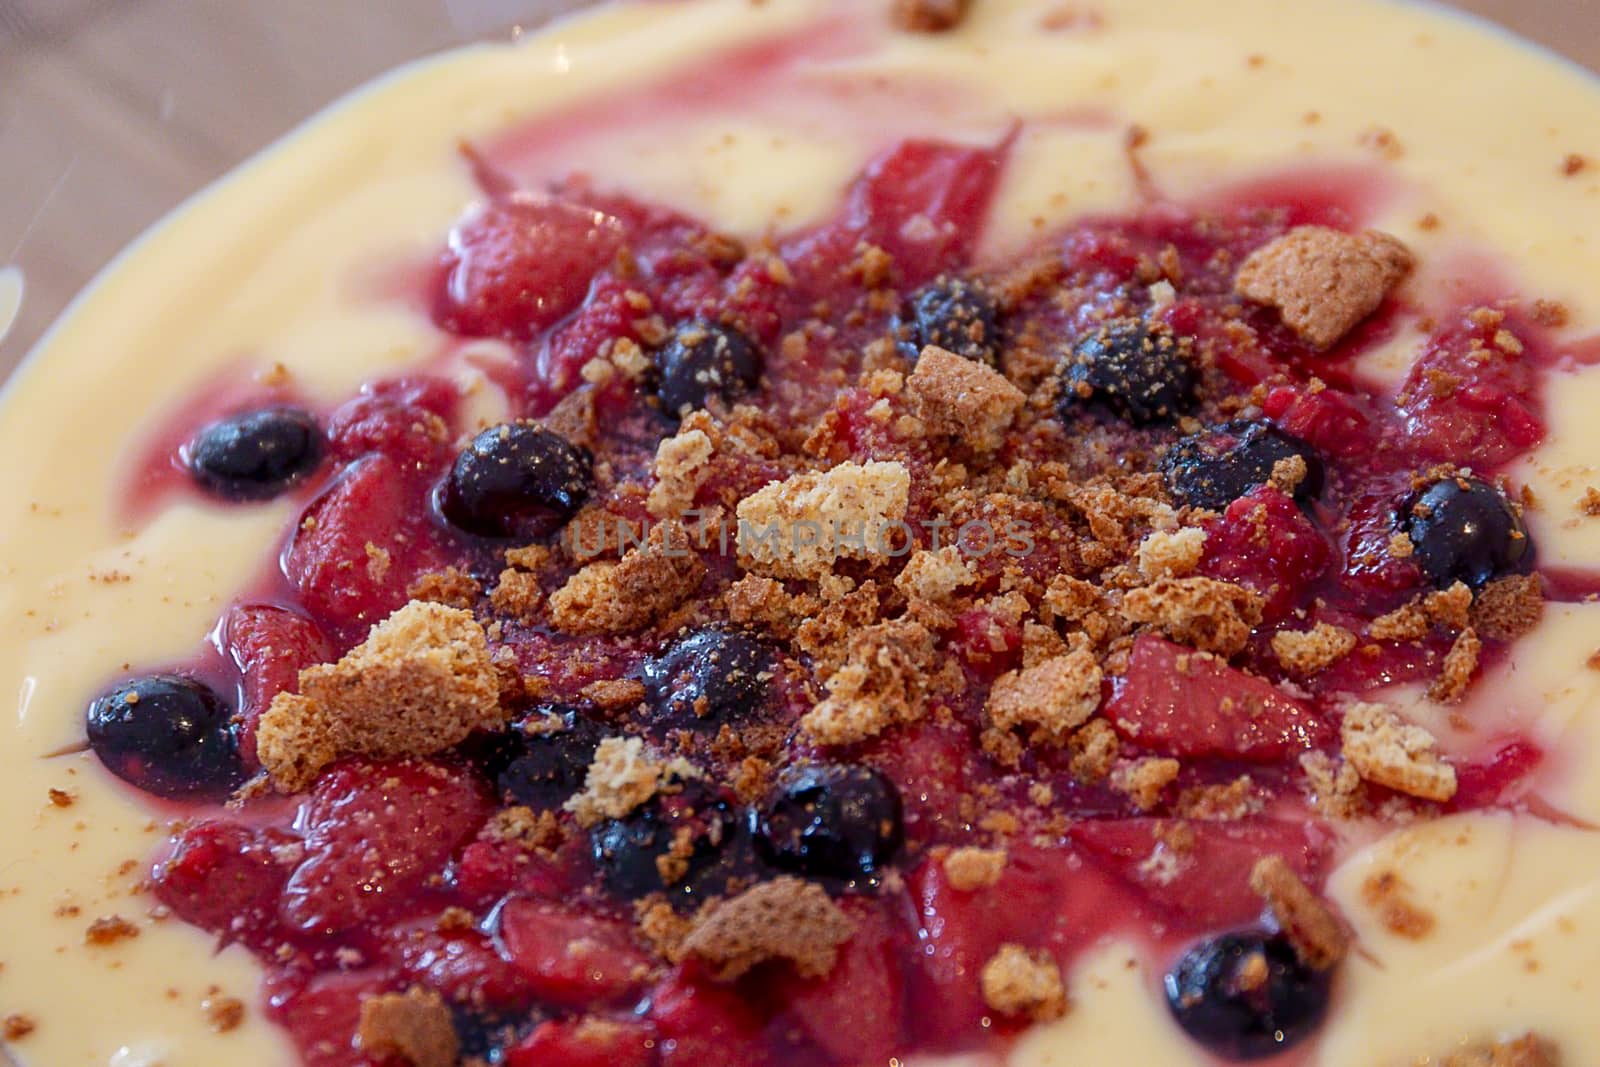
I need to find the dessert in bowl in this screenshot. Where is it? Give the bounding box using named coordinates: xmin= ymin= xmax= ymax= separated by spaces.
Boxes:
xmin=2 ymin=1 xmax=1600 ymax=1065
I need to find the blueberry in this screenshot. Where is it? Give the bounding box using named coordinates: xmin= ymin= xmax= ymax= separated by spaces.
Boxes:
xmin=654 ymin=322 xmax=762 ymax=417
xmin=464 ymin=706 xmax=603 ymax=810
xmin=187 ymin=407 xmax=323 ymax=501
xmin=897 ymin=276 xmax=1002 ymax=365
xmin=1164 ymin=931 xmax=1331 ymax=1060
xmin=591 ymin=781 xmax=741 ymax=904
xmin=1402 ymin=475 xmax=1531 ymax=589
xmin=753 ymin=763 xmax=903 ymax=887
xmin=641 ymin=627 xmax=775 ymax=727
xmin=440 ymin=422 xmax=592 ymax=539
xmin=1058 ymin=318 xmax=1198 ymax=425
xmin=1163 ymin=420 xmax=1325 ymax=510
xmin=86 ymin=675 xmax=246 ymax=799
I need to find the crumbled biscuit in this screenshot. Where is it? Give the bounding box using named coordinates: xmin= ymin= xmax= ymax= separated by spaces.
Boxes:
xmin=1176 ymin=776 xmax=1261 ymax=820
xmin=565 ymin=737 xmax=668 ymax=828
xmin=724 ymin=573 xmax=819 ymax=638
xmin=905 ymin=345 xmax=1027 ymax=453
xmin=1020 ymin=621 xmax=1072 ymax=668
xmin=802 ymin=619 xmax=945 ymax=746
xmin=1137 ymin=527 xmax=1207 ymax=580
xmin=986 ymin=651 xmax=1103 ymax=745
xmin=1121 ymin=576 xmax=1264 ymax=656
xmin=736 ymin=461 xmax=911 ymax=579
xmin=47 ymin=787 xmax=75 ymax=807
xmin=407 ymin=567 xmax=483 ymax=610
xmin=484 ymin=806 xmax=563 ymax=851
xmin=1469 ymin=574 xmax=1544 ymax=642
xmin=1269 ymin=454 xmax=1309 ymax=495
xmin=891 ymin=0 xmax=971 ymax=32
xmin=580 ymin=678 xmax=647 ymax=711
xmin=85 ymin=915 xmax=139 ymax=946
xmin=895 ymin=545 xmax=978 ymax=603
xmin=504 ymin=544 xmax=552 ymax=571
xmin=1298 ymin=751 xmax=1366 ymax=818
xmin=1389 ymin=531 xmax=1415 ymax=559
xmin=1235 ymin=226 xmax=1414 ymax=349
xmin=357 ymin=988 xmax=458 ymax=1067
xmin=679 ymin=877 xmax=854 ymax=981
xmin=1067 ymin=719 xmax=1121 ymax=784
xmin=1360 ymin=869 xmax=1435 ymax=940
xmin=1427 ymin=627 xmax=1481 ymax=704
xmin=1249 ymin=855 xmax=1348 ymax=970
xmin=1423 ymin=581 xmax=1473 ymax=629
xmin=1271 ymin=622 xmax=1357 ymax=675
xmin=979 ymin=944 xmax=1068 ymax=1023
xmin=635 ymin=899 xmax=695 ymax=961
xmin=1370 ymin=601 xmax=1429 ymax=642
xmin=942 ymin=846 xmax=1008 ymax=891
xmin=648 ymin=427 xmax=715 ymax=518
xmin=489 ymin=567 xmax=543 ymax=620
xmin=1110 ymin=757 xmax=1181 ymax=811
xmin=549 ymin=521 xmax=705 ymax=635
xmin=1340 ymin=701 xmax=1457 ymax=802
xmin=3 ymin=1015 xmax=36 ymax=1041
xmin=1440 ymin=1034 xmax=1559 ymax=1067
xmin=257 ymin=602 xmax=504 ymax=792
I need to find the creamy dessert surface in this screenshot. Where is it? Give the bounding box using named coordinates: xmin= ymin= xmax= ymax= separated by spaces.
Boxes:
xmin=1 ymin=0 xmax=1598 ymax=1064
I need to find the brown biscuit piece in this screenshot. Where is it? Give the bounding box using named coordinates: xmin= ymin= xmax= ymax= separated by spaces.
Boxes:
xmin=891 ymin=0 xmax=971 ymax=32
xmin=1235 ymin=226 xmax=1414 ymax=349
xmin=1121 ymin=576 xmax=1264 ymax=656
xmin=679 ymin=877 xmax=854 ymax=981
xmin=1248 ymin=855 xmax=1349 ymax=970
xmin=357 ymin=988 xmax=458 ymax=1067
xmin=905 ymin=345 xmax=1027 ymax=453
xmin=986 ymin=650 xmax=1103 ymax=745
xmin=549 ymin=520 xmax=705 ymax=635
xmin=979 ymin=944 xmax=1068 ymax=1023
xmin=1340 ymin=701 xmax=1456 ymax=802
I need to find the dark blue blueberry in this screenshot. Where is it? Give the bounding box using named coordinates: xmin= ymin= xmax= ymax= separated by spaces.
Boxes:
xmin=1163 ymin=420 xmax=1325 ymax=510
xmin=440 ymin=422 xmax=592 ymax=539
xmin=86 ymin=675 xmax=246 ymax=799
xmin=186 ymin=407 xmax=323 ymax=501
xmin=1164 ymin=931 xmax=1332 ymax=1061
xmin=897 ymin=276 xmax=1002 ymax=365
xmin=654 ymin=322 xmax=762 ymax=417
xmin=1059 ymin=317 xmax=1198 ymax=425
xmin=591 ymin=781 xmax=741 ymax=905
xmin=463 ymin=706 xmax=604 ymax=811
xmin=753 ymin=763 xmax=903 ymax=887
xmin=450 ymin=1005 xmax=538 ymax=1063
xmin=641 ymin=627 xmax=775 ymax=727
xmin=1403 ymin=475 xmax=1531 ymax=589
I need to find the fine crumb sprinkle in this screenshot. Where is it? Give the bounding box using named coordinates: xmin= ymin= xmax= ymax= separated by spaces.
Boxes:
xmin=565 ymin=737 xmax=669 ymax=828
xmin=979 ymin=944 xmax=1068 ymax=1023
xmin=257 ymin=602 xmax=505 ymax=792
xmin=549 ymin=521 xmax=706 ymax=635
xmin=202 ymin=994 xmax=246 ymax=1033
xmin=1121 ymin=576 xmax=1264 ymax=657
xmin=1269 ymin=454 xmax=1309 ymax=495
xmin=1469 ymin=574 xmax=1544 ymax=642
xmin=1271 ymin=622 xmax=1357 ymax=676
xmin=679 ymin=877 xmax=854 ymax=981
xmin=1248 ymin=855 xmax=1348 ymax=970
xmin=85 ymin=915 xmax=140 ymax=946
xmin=1110 ymin=756 xmax=1181 ymax=811
xmin=1137 ymin=527 xmax=1207 ymax=580
xmin=1427 ymin=627 xmax=1481 ymax=704
xmin=942 ymin=846 xmax=1008 ymax=891
xmin=736 ymin=461 xmax=912 ymax=580
xmin=895 ymin=545 xmax=978 ymax=603
xmin=3 ymin=1015 xmax=36 ymax=1041
xmin=1340 ymin=701 xmax=1457 ymax=802
xmin=986 ymin=650 xmax=1103 ymax=745
xmin=1235 ymin=226 xmax=1414 ymax=349
xmin=1360 ymin=869 xmax=1435 ymax=940
xmin=357 ymin=988 xmax=458 ymax=1067
xmin=47 ymin=787 xmax=75 ymax=807
xmin=1176 ymin=776 xmax=1261 ymax=821
xmin=905 ymin=345 xmax=1027 ymax=453
xmin=891 ymin=0 xmax=970 ymax=32
xmin=580 ymin=677 xmax=647 ymax=711
xmin=1439 ymin=1033 xmax=1559 ymax=1067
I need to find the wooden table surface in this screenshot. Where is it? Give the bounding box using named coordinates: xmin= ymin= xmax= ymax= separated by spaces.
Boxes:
xmin=1 ymin=0 xmax=1596 ymax=368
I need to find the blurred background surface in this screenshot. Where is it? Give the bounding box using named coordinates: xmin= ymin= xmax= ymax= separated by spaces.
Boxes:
xmin=1 ymin=0 xmax=1596 ymax=369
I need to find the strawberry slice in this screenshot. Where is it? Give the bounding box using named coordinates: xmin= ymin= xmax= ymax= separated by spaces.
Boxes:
xmin=326 ymin=376 xmax=459 ymax=473
xmin=382 ymin=919 xmax=534 ymax=1013
xmin=281 ymin=760 xmax=490 ymax=935
xmin=1106 ymin=635 xmax=1333 ymax=761
xmin=150 ymin=820 xmax=298 ymax=949
xmin=221 ymin=603 xmax=333 ymax=767
xmin=494 ymin=897 xmax=652 ymax=1007
xmin=1070 ymin=817 xmax=1331 ymax=932
xmin=505 ymin=1018 xmax=657 ymax=1067
xmin=1200 ymin=485 xmax=1330 ymax=620
xmin=268 ymin=970 xmax=393 ymax=1067
xmin=776 ymin=898 xmax=905 ymax=1064
xmin=648 ymin=967 xmax=772 ymax=1067
xmin=435 ymin=195 xmax=627 ymax=341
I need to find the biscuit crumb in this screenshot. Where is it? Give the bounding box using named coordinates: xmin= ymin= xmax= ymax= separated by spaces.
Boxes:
xmin=257 ymin=602 xmax=504 ymax=792
xmin=549 ymin=521 xmax=705 ymax=635
xmin=357 ymin=988 xmax=458 ymax=1067
xmin=203 ymin=994 xmax=246 ymax=1033
xmin=1269 ymin=454 xmax=1309 ymax=495
xmin=1298 ymin=751 xmax=1366 ymax=818
xmin=905 ymin=346 xmax=1027 ymax=453
xmin=1469 ymin=574 xmax=1544 ymax=641
xmin=802 ymin=619 xmax=944 ymax=746
xmin=648 ymin=426 xmax=715 ymax=518
xmin=1370 ymin=601 xmax=1429 ymax=643
xmin=1176 ymin=776 xmax=1261 ymax=820
xmin=980 ymin=944 xmax=1068 ymax=1023
xmin=1340 ymin=701 xmax=1456 ymax=802
xmin=565 ymin=737 xmax=668 ymax=829
xmin=1271 ymin=622 xmax=1357 ymax=675
xmin=1562 ymin=153 xmax=1588 ymax=177
xmin=47 ymin=787 xmax=75 ymax=807
xmin=484 ymin=806 xmax=562 ymax=851
xmin=679 ymin=877 xmax=854 ymax=981
xmin=1426 ymin=627 xmax=1480 ymax=704
xmin=1360 ymin=869 xmax=1435 ymax=940
xmin=406 ymin=567 xmax=482 ymax=610
xmin=1110 ymin=756 xmax=1181 ymax=811
xmin=1423 ymin=581 xmax=1473 ymax=629
xmin=1137 ymin=527 xmax=1207 ymax=580
xmin=1235 ymin=226 xmax=1414 ymax=349
xmin=489 ymin=567 xmax=543 ymax=620
xmin=3 ymin=1015 xmax=36 ymax=1041
xmin=895 ymin=545 xmax=978 ymax=603
xmin=85 ymin=915 xmax=139 ymax=946
xmin=942 ymin=846 xmax=1008 ymax=891
xmin=891 ymin=0 xmax=970 ymax=32
xmin=580 ymin=678 xmax=647 ymax=711
xmin=1249 ymin=855 xmax=1348 ymax=970
xmin=1440 ymin=1033 xmax=1559 ymax=1067
xmin=1067 ymin=719 xmax=1121 ymax=784
xmin=1121 ymin=576 xmax=1264 ymax=656
xmin=986 ymin=651 xmax=1103 ymax=745
xmin=736 ymin=461 xmax=911 ymax=580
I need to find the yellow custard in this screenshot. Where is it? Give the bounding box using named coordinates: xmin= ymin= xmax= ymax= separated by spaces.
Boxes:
xmin=1 ymin=2 xmax=1598 ymax=1065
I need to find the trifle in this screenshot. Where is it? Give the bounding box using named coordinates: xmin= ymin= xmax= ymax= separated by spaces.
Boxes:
xmin=3 ymin=0 xmax=1600 ymax=1065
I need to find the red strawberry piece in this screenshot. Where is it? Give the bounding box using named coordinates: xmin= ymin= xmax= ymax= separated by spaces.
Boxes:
xmin=383 ymin=919 xmax=534 ymax=1012
xmin=494 ymin=897 xmax=652 ymax=1007
xmin=326 ymin=376 xmax=459 ymax=472
xmin=864 ymin=724 xmax=972 ymax=841
xmin=1070 ymin=817 xmax=1330 ymax=933
xmin=1201 ymin=485 xmax=1330 ymax=620
xmin=1451 ymin=738 xmax=1544 ymax=809
xmin=1263 ymin=383 xmax=1375 ymax=460
xmin=452 ymin=838 xmax=575 ymax=908
xmin=281 ymin=760 xmax=491 ymax=936
xmin=221 ymin=603 xmax=333 ymax=767
xmin=284 ymin=455 xmax=443 ymax=634
xmin=1106 ymin=635 xmax=1333 ymax=761
xmin=435 ymin=195 xmax=627 ymax=341
xmin=775 ymin=898 xmax=905 ymax=1064
xmin=953 ymin=607 xmax=1023 ymax=681
xmin=648 ymin=966 xmax=772 ymax=1067
xmin=505 ymin=1018 xmax=658 ymax=1067
xmin=150 ymin=820 xmax=298 ymax=948
xmin=269 ymin=970 xmax=391 ymax=1067
xmin=532 ymin=274 xmax=646 ymax=411
xmin=1396 ymin=311 xmax=1544 ymax=466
